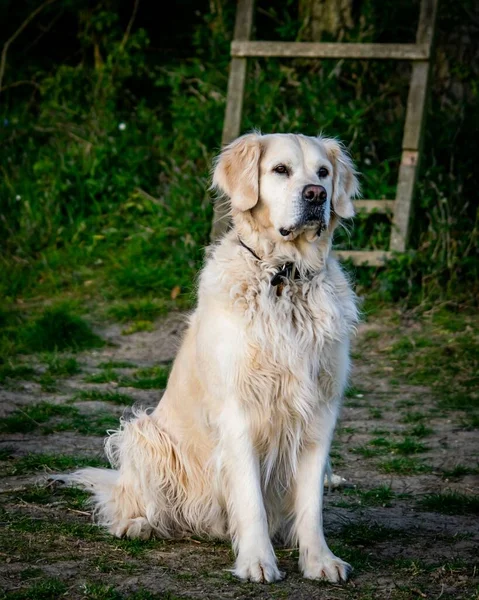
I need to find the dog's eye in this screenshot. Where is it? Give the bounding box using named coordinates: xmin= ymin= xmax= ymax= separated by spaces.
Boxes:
xmin=318 ymin=167 xmax=329 ymax=178
xmin=273 ymin=164 xmax=289 ymax=175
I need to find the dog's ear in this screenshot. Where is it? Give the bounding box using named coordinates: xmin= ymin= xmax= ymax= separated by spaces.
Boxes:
xmin=212 ymin=133 xmax=262 ymax=212
xmin=322 ymin=138 xmax=359 ymax=219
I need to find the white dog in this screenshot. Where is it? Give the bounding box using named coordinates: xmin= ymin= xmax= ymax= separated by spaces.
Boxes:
xmin=61 ymin=132 xmax=359 ymax=583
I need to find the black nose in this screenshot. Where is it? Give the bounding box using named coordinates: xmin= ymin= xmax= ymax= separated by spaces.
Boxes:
xmin=302 ymin=184 xmax=327 ymax=204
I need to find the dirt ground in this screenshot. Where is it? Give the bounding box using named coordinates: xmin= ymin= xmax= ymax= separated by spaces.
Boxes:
xmin=1 ymin=309 xmax=478 ymax=600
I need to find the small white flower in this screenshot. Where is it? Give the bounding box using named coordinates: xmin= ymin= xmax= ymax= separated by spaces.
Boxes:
xmin=118 ymin=123 xmax=126 ymax=131
xmin=15 ymin=195 xmax=21 ymax=201
xmin=364 ymin=158 xmax=371 ymax=165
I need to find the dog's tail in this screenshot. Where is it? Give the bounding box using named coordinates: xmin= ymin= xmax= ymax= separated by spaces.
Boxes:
xmin=52 ymin=406 xmax=219 ymax=540
xmin=52 ymin=408 xmax=178 ymax=539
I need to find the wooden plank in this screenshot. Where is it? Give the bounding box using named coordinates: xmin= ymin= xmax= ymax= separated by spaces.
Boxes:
xmin=390 ymin=0 xmax=438 ymax=251
xmin=334 ymin=250 xmax=393 ymax=266
xmin=211 ymin=0 xmax=255 ymax=241
xmin=232 ymin=41 xmax=429 ymax=60
xmin=390 ymin=152 xmax=420 ymax=251
xmin=354 ymin=200 xmax=395 ymax=214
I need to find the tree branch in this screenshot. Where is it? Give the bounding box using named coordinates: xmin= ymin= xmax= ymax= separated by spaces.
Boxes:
xmin=0 ymin=0 xmax=58 ymax=99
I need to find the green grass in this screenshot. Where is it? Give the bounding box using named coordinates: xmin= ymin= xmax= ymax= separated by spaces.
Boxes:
xmin=1 ymin=577 xmax=67 ymax=600
xmin=442 ymin=464 xmax=479 ymax=479
xmin=97 ymin=361 xmax=137 ymax=369
xmin=418 ymin=492 xmax=479 ymax=515
xmin=0 ymin=401 xmax=118 ymax=436
xmin=44 ymin=355 xmax=81 ymax=376
xmin=86 ymin=365 xmax=170 ymax=389
xmin=339 ymin=486 xmax=396 ymax=508
xmin=18 ymin=486 xmax=91 ymax=510
xmin=352 ymin=436 xmax=427 ymax=459
xmin=107 ymin=299 xmax=169 ymax=323
xmin=0 ymin=364 xmax=36 ymax=383
xmin=19 ymin=306 xmax=104 ymax=353
xmin=4 ymin=453 xmax=107 ymax=475
xmin=0 ymin=402 xmax=75 ymax=434
xmin=74 ymin=389 xmax=136 ymax=405
xmin=408 ymin=423 xmax=434 ymax=438
xmin=379 ymin=457 xmax=433 ymax=475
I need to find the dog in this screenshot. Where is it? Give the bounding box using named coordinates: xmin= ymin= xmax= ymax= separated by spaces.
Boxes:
xmin=60 ymin=132 xmax=359 ymax=583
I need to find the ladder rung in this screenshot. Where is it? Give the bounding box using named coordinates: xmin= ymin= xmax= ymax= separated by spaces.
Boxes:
xmin=334 ymin=250 xmax=392 ymax=266
xmin=354 ymin=200 xmax=395 ymax=214
xmin=231 ymin=41 xmax=429 ymax=61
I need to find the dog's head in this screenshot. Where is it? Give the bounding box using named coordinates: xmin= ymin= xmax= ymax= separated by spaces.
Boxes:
xmin=212 ymin=132 xmax=359 ymax=243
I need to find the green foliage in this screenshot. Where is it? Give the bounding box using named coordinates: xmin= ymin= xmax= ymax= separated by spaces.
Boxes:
xmin=0 ymin=0 xmax=476 ymax=317
xmin=418 ymin=492 xmax=479 ymax=515
xmin=74 ymin=389 xmax=135 ymax=405
xmin=20 ymin=306 xmax=104 ymax=352
xmin=0 ymin=401 xmax=117 ymax=436
xmin=1 ymin=577 xmax=67 ymax=600
xmin=5 ymin=453 xmax=107 ymax=475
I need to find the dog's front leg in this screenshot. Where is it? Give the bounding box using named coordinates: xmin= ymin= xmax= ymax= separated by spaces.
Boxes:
xmin=219 ymin=405 xmax=283 ymax=583
xmin=293 ymin=405 xmax=352 ymax=582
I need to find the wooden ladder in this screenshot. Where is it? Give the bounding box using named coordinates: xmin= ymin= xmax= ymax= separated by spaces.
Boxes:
xmin=210 ymin=0 xmax=438 ymax=266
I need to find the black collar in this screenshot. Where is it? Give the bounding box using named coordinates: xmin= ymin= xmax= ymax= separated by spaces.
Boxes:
xmin=239 ymin=238 xmax=303 ymax=287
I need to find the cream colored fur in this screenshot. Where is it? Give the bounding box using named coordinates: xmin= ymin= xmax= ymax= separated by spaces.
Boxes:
xmin=60 ymin=132 xmax=359 ymax=584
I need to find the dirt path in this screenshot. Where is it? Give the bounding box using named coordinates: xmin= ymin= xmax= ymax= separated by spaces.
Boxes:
xmin=1 ymin=309 xmax=478 ymax=600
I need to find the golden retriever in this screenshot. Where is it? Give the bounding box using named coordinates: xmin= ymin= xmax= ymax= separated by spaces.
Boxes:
xmin=60 ymin=132 xmax=359 ymax=583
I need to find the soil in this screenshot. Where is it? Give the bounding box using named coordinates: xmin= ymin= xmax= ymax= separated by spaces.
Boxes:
xmin=0 ymin=311 xmax=478 ymax=600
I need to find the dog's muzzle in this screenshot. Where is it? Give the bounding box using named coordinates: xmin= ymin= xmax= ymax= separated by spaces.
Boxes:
xmin=279 ymin=185 xmax=328 ymax=237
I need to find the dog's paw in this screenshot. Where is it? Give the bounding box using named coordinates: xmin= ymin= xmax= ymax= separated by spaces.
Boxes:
xmin=233 ymin=553 xmax=285 ymax=583
xmin=301 ymin=553 xmax=352 ymax=583
xmin=110 ymin=517 xmax=152 ymax=540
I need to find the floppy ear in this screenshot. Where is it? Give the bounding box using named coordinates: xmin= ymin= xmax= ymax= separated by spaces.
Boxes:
xmin=322 ymin=138 xmax=359 ymax=219
xmin=212 ymin=133 xmax=262 ymax=212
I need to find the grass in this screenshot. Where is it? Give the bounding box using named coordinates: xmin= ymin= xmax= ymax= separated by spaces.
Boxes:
xmin=0 ymin=364 xmax=36 ymax=384
xmin=43 ymin=355 xmax=80 ymax=376
xmin=387 ymin=312 xmax=478 ymax=420
xmin=0 ymin=402 xmax=75 ymax=434
xmin=20 ymin=306 xmax=104 ymax=353
xmin=338 ymin=486 xmax=396 ymax=508
xmin=98 ymin=360 xmax=137 ymax=369
xmin=86 ymin=365 xmax=170 ymax=389
xmin=18 ymin=486 xmax=91 ymax=510
xmin=74 ymin=389 xmax=136 ymax=405
xmin=3 ymin=453 xmax=107 ymax=475
xmin=107 ymin=299 xmax=169 ymax=323
xmin=418 ymin=492 xmax=479 ymax=515
xmin=408 ymin=423 xmax=434 ymax=438
xmin=379 ymin=457 xmax=433 ymax=475
xmin=0 ymin=577 xmax=67 ymax=600
xmin=352 ymin=436 xmax=427 ymax=459
xmin=442 ymin=464 xmax=479 ymax=479
xmin=0 ymin=401 xmax=118 ymax=436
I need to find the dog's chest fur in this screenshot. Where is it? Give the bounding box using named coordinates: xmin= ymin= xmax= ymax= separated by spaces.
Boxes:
xmin=229 ymin=263 xmax=358 ymax=483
